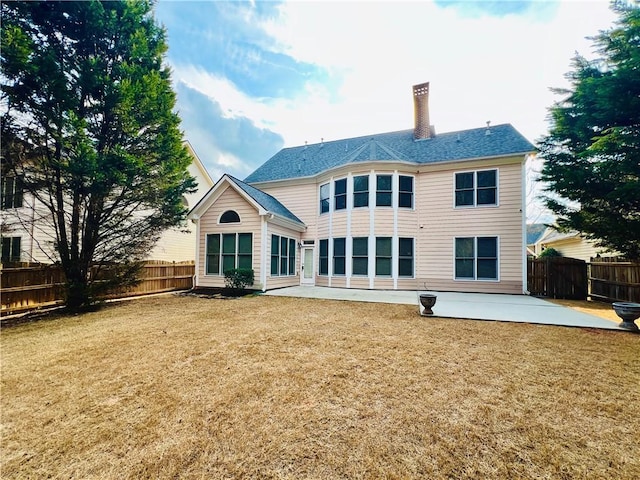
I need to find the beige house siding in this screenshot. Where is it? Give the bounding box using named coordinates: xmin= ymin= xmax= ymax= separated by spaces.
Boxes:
xmin=264 ymin=223 xmax=301 ymax=290
xmin=260 ymin=182 xmax=317 ymax=238
xmin=196 ymin=186 xmax=263 ymax=289
xmin=543 ymin=237 xmax=602 ymax=262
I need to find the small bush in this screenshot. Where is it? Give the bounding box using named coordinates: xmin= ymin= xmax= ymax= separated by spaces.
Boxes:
xmin=224 ymin=268 xmax=255 ymax=292
xmin=539 ymin=247 xmax=561 ymax=258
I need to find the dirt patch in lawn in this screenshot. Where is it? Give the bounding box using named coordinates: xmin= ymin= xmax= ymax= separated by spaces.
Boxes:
xmin=548 ymin=298 xmax=622 ymax=323
xmin=2 ymin=294 xmax=639 ymax=479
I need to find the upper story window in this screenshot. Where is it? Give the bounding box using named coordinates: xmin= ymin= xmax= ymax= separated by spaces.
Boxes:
xmin=376 ymin=175 xmax=392 ymax=207
xmin=1 ymin=175 xmax=23 ymax=209
xmin=334 ymin=178 xmax=347 ymax=211
xmin=455 ymin=169 xmax=497 ymax=207
xmin=353 ymin=175 xmax=369 ymax=208
xmin=320 ymin=183 xmax=330 ymax=214
xmin=220 ymin=210 xmax=240 ymax=223
xmin=398 ymin=175 xmax=413 ymax=209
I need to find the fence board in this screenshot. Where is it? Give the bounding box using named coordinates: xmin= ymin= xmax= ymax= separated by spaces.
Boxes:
xmin=1 ymin=261 xmax=194 ymax=315
xmin=589 ymin=260 xmax=640 ymax=303
xmin=527 ymin=257 xmax=587 ymax=300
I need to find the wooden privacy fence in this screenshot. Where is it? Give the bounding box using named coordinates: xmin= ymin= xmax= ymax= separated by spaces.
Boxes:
xmin=589 ymin=259 xmax=640 ymax=303
xmin=1 ymin=261 xmax=195 ymax=316
xmin=528 ymin=257 xmax=640 ymax=302
xmin=527 ymin=257 xmax=588 ymax=300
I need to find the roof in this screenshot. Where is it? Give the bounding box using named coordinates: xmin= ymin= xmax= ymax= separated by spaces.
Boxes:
xmin=227 ymin=175 xmax=304 ymax=225
xmin=245 ymin=123 xmax=535 ymax=184
xmin=526 ymin=223 xmax=548 ymax=245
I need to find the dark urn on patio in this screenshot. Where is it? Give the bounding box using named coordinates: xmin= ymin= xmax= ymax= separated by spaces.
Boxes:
xmin=419 ymin=294 xmax=437 ymax=316
xmin=612 ymin=302 xmax=640 ymax=331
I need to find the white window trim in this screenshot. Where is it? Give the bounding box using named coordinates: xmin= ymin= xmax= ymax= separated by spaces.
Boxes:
xmin=453 ymin=236 xmax=500 ymax=282
xmin=453 ymin=169 xmax=499 ymax=209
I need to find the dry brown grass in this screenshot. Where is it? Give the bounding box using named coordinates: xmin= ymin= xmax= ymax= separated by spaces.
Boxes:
xmin=2 ymin=294 xmax=639 ymax=479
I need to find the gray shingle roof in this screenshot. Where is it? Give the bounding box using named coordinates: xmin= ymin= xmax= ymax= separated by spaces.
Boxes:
xmin=526 ymin=223 xmax=548 ymax=245
xmin=228 ymin=175 xmax=304 ymax=225
xmin=245 ymin=123 xmax=535 ymax=184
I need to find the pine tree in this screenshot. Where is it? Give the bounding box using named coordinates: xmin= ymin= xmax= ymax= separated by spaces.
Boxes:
xmin=538 ymin=2 xmax=640 ymax=260
xmin=1 ymin=1 xmax=196 ymax=308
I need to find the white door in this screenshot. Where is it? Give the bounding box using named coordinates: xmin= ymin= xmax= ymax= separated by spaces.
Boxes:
xmin=300 ymin=247 xmax=315 ymax=285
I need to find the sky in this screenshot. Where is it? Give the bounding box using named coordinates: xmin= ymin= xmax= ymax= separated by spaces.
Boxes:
xmin=153 ymin=0 xmax=619 ymax=219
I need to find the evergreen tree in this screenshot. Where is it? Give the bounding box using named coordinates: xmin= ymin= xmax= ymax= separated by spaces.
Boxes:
xmin=538 ymin=2 xmax=640 ymax=260
xmin=1 ymin=1 xmax=196 ymax=308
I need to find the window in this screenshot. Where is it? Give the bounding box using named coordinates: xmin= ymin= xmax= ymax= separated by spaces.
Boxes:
xmin=334 ymin=178 xmax=347 ymax=211
xmin=320 ymin=183 xmax=330 ymax=214
xmin=398 ymin=238 xmax=414 ymax=277
xmin=398 ymin=176 xmax=413 ymax=209
xmin=319 ymin=239 xmax=328 ymax=275
xmin=220 ymin=210 xmax=240 ymax=223
xmin=455 ymin=169 xmax=497 ymax=207
xmin=1 ymin=176 xmax=23 ymax=209
xmin=271 ymin=235 xmax=296 ymax=276
xmin=353 ymin=175 xmax=369 ymax=208
xmin=455 ymin=236 xmax=498 ymax=280
xmin=333 ymin=237 xmax=346 ymax=275
xmin=352 ymin=237 xmax=368 ymax=275
xmin=1 ymin=236 xmax=21 ymax=263
xmin=375 ymin=237 xmax=392 ymax=276
xmin=376 ymin=175 xmax=392 ymax=207
xmin=206 ymin=233 xmax=252 ymax=275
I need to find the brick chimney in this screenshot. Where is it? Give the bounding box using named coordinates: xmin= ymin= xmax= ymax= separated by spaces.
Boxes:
xmin=413 ymin=82 xmax=431 ymax=140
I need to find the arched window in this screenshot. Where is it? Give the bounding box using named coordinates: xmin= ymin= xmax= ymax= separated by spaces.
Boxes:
xmin=220 ymin=210 xmax=241 ymax=223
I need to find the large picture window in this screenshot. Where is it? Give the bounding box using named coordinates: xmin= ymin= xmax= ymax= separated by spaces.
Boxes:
xmin=376 ymin=237 xmax=392 ymax=276
xmin=271 ymin=235 xmax=296 ymax=276
xmin=376 ymin=175 xmax=392 ymax=207
xmin=398 ymin=176 xmax=413 ymax=209
xmin=319 ymin=239 xmax=329 ymax=275
xmin=455 ymin=170 xmax=497 ymax=207
xmin=398 ymin=238 xmax=414 ymax=277
xmin=353 ymin=175 xmax=369 ymax=208
xmin=320 ymin=183 xmax=330 ymax=214
xmin=352 ymin=237 xmax=368 ymax=275
xmin=333 ymin=237 xmax=346 ymax=275
xmin=455 ymin=236 xmax=498 ymax=280
xmin=206 ymin=233 xmax=252 ymax=275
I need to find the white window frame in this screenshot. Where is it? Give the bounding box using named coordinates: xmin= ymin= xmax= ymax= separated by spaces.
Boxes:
xmin=454 ymin=169 xmax=499 ymax=208
xmin=453 ymin=236 xmax=500 ymax=281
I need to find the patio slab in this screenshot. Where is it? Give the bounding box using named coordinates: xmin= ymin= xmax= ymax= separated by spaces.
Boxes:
xmin=264 ymin=286 xmax=633 ymax=332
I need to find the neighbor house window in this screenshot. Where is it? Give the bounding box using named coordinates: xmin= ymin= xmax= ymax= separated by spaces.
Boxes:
xmin=375 ymin=237 xmax=392 ymax=276
xmin=319 ymin=239 xmax=329 ymax=275
xmin=352 ymin=237 xmax=368 ymax=275
xmin=376 ymin=175 xmax=392 ymax=207
xmin=334 ymin=178 xmax=347 ymax=211
xmin=271 ymin=234 xmax=296 ymax=276
xmin=1 ymin=236 xmax=21 ymax=263
xmin=1 ymin=176 xmax=23 ymax=209
xmin=220 ymin=210 xmax=240 ymax=223
xmin=398 ymin=175 xmax=413 ymax=209
xmin=320 ymin=183 xmax=330 ymax=214
xmin=398 ymin=238 xmax=414 ymax=277
xmin=206 ymin=233 xmax=252 ymax=275
xmin=333 ymin=237 xmax=346 ymax=275
xmin=353 ymin=175 xmax=369 ymax=208
xmin=455 ymin=169 xmax=497 ymax=207
xmin=455 ymin=236 xmax=498 ymax=280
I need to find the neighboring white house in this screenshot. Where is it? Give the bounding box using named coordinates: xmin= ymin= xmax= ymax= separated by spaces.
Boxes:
xmin=534 ymin=227 xmax=610 ymax=262
xmin=1 ymin=141 xmax=213 ymax=264
xmin=189 ymin=82 xmax=536 ymax=294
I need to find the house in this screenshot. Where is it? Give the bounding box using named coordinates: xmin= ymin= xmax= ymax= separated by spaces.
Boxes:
xmin=0 ymin=141 xmax=213 ymax=264
xmin=188 ymin=82 xmax=536 ymax=294
xmin=526 ymin=223 xmax=548 ymax=257
xmin=535 ymin=227 xmax=609 ymax=262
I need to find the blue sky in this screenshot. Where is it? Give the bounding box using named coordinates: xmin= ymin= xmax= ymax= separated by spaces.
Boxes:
xmin=154 ymin=0 xmax=616 ymax=205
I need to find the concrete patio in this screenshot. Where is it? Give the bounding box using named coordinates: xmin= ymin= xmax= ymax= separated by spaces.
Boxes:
xmin=264 ymin=286 xmax=633 ymax=332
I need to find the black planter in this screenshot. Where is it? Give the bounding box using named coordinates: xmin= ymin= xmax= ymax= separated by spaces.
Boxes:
xmin=419 ymin=294 xmax=437 ymax=316
xmin=612 ymin=302 xmax=640 ymax=331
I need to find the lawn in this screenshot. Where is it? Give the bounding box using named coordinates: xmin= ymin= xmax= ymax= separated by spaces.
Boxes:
xmin=1 ymin=294 xmax=639 ymax=479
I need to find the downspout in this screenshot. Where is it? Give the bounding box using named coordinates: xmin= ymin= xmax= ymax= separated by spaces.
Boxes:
xmin=522 ymin=155 xmax=529 ymax=295
xmin=192 ymin=215 xmax=200 ymax=289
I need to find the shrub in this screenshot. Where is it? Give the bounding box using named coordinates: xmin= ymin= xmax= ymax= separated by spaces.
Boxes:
xmin=539 ymin=247 xmax=561 ymax=258
xmin=224 ymin=268 xmax=255 ymax=292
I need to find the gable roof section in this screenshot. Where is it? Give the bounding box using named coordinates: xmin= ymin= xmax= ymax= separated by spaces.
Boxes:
xmin=188 ymin=174 xmax=304 ymax=227
xmin=526 ymin=223 xmax=548 ymax=245
xmin=244 ymin=123 xmax=535 ymax=183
